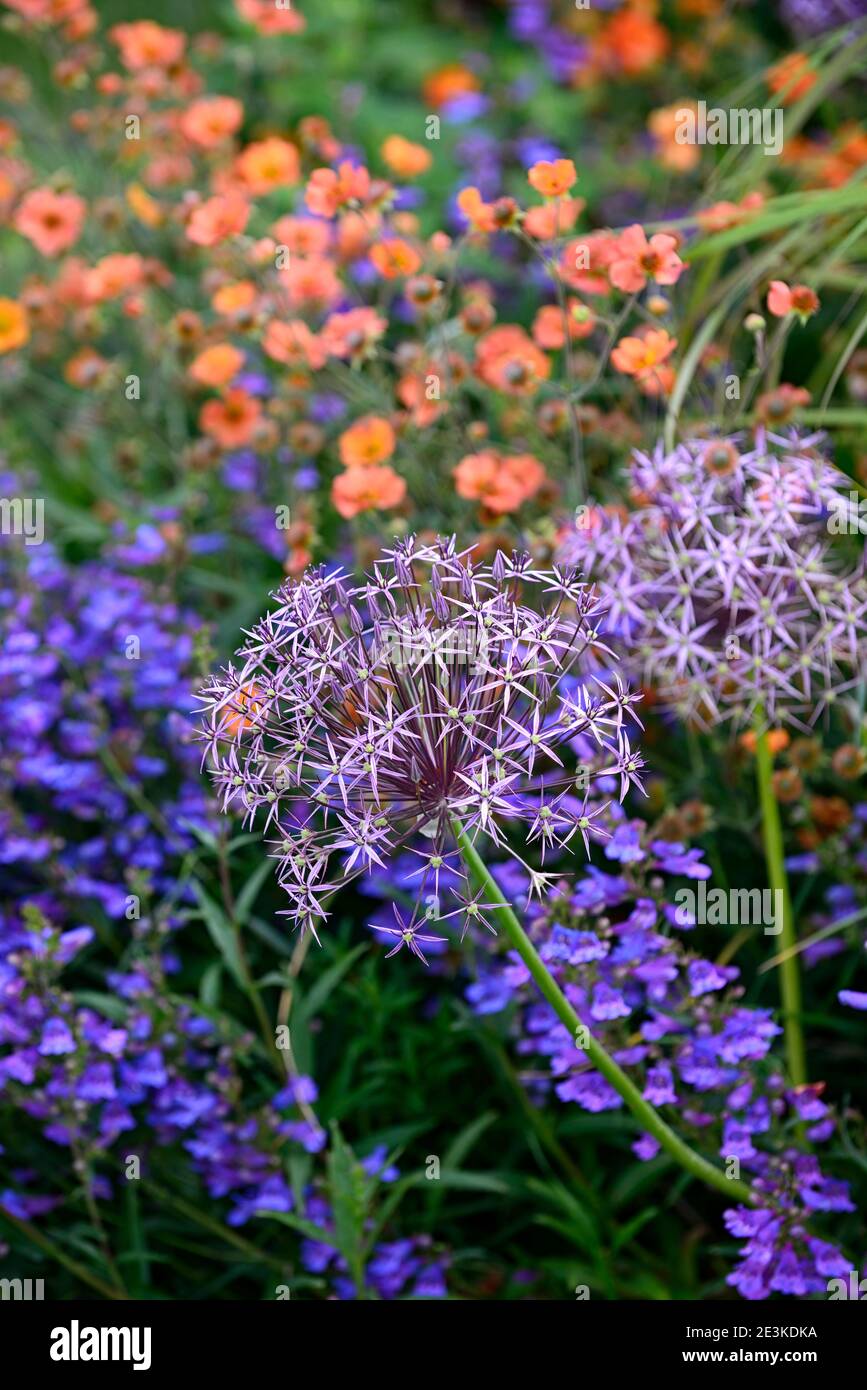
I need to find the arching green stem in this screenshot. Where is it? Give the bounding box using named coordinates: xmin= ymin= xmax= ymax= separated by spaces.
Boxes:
xmin=754 ymin=725 xmax=807 ymax=1087
xmin=451 ymin=818 xmax=756 ymax=1207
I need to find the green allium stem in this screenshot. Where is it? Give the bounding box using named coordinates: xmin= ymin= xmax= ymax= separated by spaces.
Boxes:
xmin=754 ymin=726 xmax=808 ymax=1088
xmin=451 ymin=818 xmax=756 ymax=1207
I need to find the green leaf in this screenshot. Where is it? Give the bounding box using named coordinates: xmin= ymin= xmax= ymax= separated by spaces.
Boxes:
xmin=193 ymin=884 xmax=247 ymax=991
xmin=234 ymin=857 xmax=274 ymax=924
xmin=326 ymin=1124 xmax=369 ymax=1296
xmin=295 ymin=942 xmax=367 ymax=1023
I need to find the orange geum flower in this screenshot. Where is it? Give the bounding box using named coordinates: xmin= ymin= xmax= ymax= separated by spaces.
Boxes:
xmin=754 ymin=383 xmax=810 ymax=426
xmin=305 ymin=161 xmax=371 ymax=218
xmin=84 ymin=253 xmax=146 ymax=303
xmin=454 ymin=450 xmax=547 ymax=514
xmin=126 ymin=182 xmax=163 ymax=228
xmin=766 ymin=52 xmax=816 ymax=105
xmin=186 ymin=194 xmax=250 ymax=247
xmin=320 ymin=306 xmax=387 ymax=362
xmin=527 ymin=159 xmax=577 ymax=198
xmin=523 ymin=197 xmax=584 ymax=241
xmin=180 ymin=96 xmax=244 ymax=150
xmin=188 ymin=343 xmax=244 ymax=389
xmin=338 ymin=415 xmax=396 ymax=469
xmin=560 ymin=232 xmax=619 ymax=296
xmin=0 ymin=297 xmax=28 ymax=354
xmin=648 ymin=104 xmax=701 ymax=172
xmin=14 ymin=186 xmax=86 ymax=256
xmin=532 ymin=300 xmax=595 ymax=349
xmin=476 ymin=325 xmax=551 ymax=396
xmin=280 ymin=256 xmax=342 ymax=309
xmin=608 ymin=225 xmax=684 ymax=293
xmin=235 ymin=138 xmax=300 ymax=196
xmin=219 ymin=681 xmax=264 ymax=736
xmin=109 ymin=21 xmax=186 ymax=71
xmin=381 ymin=135 xmax=432 ymax=178
xmin=262 ymin=319 xmax=326 ymax=370
xmin=199 ymin=388 xmax=262 ymax=448
xmin=598 ymin=7 xmax=669 ymax=76
xmin=331 ymin=465 xmax=406 ymax=518
xmin=697 ymin=193 xmax=764 ymax=233
xmin=370 ymin=237 xmax=422 ymax=279
xmin=767 ymin=281 xmax=819 ymax=322
xmin=63 ymin=347 xmax=110 ymax=388
xmin=611 ymin=328 xmax=678 ymax=381
xmin=235 ymin=0 xmax=306 ymax=34
xmin=270 ymin=215 xmax=332 ymax=258
xmin=456 ymin=186 xmax=497 ymax=234
xmin=422 ymin=63 xmax=480 ymax=110
xmin=212 ymin=280 xmax=257 ymax=317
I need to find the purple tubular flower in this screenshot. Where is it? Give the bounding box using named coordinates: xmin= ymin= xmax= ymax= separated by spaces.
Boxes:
xmin=560 ymin=430 xmax=867 ymax=732
xmin=198 ymin=536 xmax=645 ymax=952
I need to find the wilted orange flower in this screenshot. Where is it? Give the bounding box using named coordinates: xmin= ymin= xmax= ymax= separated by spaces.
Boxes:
xmin=262 ymin=319 xmax=326 ymax=370
xmin=338 ymin=415 xmax=396 ymax=469
xmin=320 ymin=306 xmax=387 ymax=362
xmin=766 ymin=52 xmax=816 ymax=105
xmin=767 ymin=281 xmax=819 ymax=321
xmin=186 ymin=194 xmax=250 ymax=247
xmin=609 ymin=225 xmax=685 ymax=293
xmin=532 ymin=300 xmax=595 ymax=349
xmin=14 ymin=186 xmax=86 ymax=256
xmin=527 ymin=159 xmax=577 ymax=197
xmin=199 ymin=388 xmax=262 ymax=448
xmin=476 ymin=325 xmax=551 ymax=395
xmin=109 ymin=21 xmax=185 ymax=71
xmin=454 ymin=450 xmax=547 ymax=514
xmin=0 ymin=297 xmax=28 ymax=354
xmin=331 ymin=465 xmax=406 ymax=518
xmin=188 ymin=343 xmax=244 ymax=388
xmin=422 ymin=63 xmax=480 ymax=110
xmin=370 ymin=237 xmax=422 ymax=279
xmin=612 ymin=328 xmax=678 ymax=385
xmin=235 ymin=0 xmax=305 ymax=34
xmin=235 ymin=138 xmax=300 ymax=195
xmin=180 ymin=96 xmax=244 ymax=149
xmin=381 ymin=134 xmax=432 ymax=178
xmin=85 ymin=253 xmax=146 ymax=303
xmin=305 ymin=161 xmax=371 ymax=218
xmin=64 ymin=347 xmax=110 ymax=388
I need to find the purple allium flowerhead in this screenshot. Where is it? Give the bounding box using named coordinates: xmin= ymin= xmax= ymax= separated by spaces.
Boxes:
xmin=198 ymin=536 xmax=645 ymax=958
xmin=559 ymin=430 xmax=867 ymax=733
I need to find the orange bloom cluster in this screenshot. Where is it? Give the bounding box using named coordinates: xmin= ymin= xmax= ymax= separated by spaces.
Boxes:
xmin=454 ymin=450 xmax=548 ymax=516
xmin=332 ymin=414 xmax=405 ymax=519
